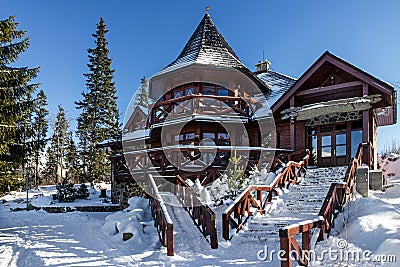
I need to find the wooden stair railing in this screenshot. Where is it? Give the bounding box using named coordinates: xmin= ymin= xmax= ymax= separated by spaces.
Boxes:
xmin=175 ymin=175 xmax=218 ymax=249
xmin=222 ymin=150 xmax=310 ymax=241
xmin=279 ymin=142 xmax=372 ymax=267
xmin=148 ymin=174 xmax=174 ymax=256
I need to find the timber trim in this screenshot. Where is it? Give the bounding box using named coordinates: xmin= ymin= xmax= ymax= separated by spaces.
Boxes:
xmin=294 ymin=81 xmax=363 ymax=97
xmin=272 ymin=51 xmax=394 ymax=113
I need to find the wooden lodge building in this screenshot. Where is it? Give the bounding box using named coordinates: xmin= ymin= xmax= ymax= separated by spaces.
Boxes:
xmin=103 ymin=13 xmax=397 ymax=205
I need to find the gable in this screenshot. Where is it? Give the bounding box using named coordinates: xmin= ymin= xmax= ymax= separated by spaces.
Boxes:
xmin=272 ymin=51 xmax=396 ymax=125
xmin=124 ymin=106 xmax=148 ymax=132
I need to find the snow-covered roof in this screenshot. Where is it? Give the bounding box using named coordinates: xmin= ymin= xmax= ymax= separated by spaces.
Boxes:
xmin=154 ymin=13 xmax=246 ymax=77
xmin=122 ymin=129 xmax=150 ymax=142
xmin=256 ymin=70 xmax=296 ymax=107
xmin=138 ymin=105 xmax=149 ymax=115
xmin=123 ymin=104 xmax=149 ymax=130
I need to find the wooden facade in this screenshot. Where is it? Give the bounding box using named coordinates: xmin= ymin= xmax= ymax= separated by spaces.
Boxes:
xmin=103 ymin=13 xmax=397 ymax=204
xmin=273 ymin=52 xmax=396 ymax=167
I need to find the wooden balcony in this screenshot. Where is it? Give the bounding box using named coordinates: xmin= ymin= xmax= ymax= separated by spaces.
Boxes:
xmin=149 ymin=94 xmax=252 ymax=126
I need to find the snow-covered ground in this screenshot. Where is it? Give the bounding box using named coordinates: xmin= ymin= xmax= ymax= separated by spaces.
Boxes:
xmin=2 ymin=183 xmax=115 ymax=211
xmin=1 ymin=160 xmax=399 ymax=266
xmin=312 ymin=185 xmax=400 ymax=266
xmin=0 ymin=197 xmax=167 ymax=267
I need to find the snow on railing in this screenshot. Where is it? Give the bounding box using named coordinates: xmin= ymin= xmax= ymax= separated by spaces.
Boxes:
xmin=175 ymin=175 xmax=218 ymax=249
xmin=278 ymin=142 xmax=372 ymax=267
xmin=222 ymin=149 xmax=310 ymax=241
xmin=148 ymin=174 xmax=174 ymax=256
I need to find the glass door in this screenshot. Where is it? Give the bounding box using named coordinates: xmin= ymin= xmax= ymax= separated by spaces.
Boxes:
xmin=319 ymin=126 xmax=333 ymax=167
xmin=334 ymin=133 xmax=347 ymax=166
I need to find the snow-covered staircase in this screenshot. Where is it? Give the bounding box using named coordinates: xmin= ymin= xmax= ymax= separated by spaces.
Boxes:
xmin=236 ymin=166 xmax=346 ymax=245
xmin=162 ymin=193 xmax=213 ymax=255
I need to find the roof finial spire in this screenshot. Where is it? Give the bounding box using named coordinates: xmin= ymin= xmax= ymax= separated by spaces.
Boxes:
xmin=205 ymin=6 xmax=211 ymax=13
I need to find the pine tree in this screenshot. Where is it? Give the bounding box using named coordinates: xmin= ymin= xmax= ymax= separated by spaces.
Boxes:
xmin=135 ymin=76 xmax=149 ymax=108
xmin=50 ymin=105 xmax=70 ymax=184
xmin=0 ymin=16 xmax=39 ymax=193
xmin=65 ymin=133 xmax=79 ymax=183
xmin=42 ymin=146 xmax=57 ymax=185
xmin=31 ymin=90 xmax=49 ymax=187
xmin=76 ymin=18 xmax=120 ymax=183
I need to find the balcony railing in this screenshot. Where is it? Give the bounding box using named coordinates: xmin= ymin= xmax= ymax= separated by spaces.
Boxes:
xmin=149 ymin=94 xmax=252 ymax=125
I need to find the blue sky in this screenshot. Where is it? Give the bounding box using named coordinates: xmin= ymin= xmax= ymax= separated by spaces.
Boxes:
xmin=1 ymin=0 xmax=399 ymax=151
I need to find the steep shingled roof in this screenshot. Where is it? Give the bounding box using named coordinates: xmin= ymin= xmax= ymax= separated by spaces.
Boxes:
xmin=155 ymin=13 xmax=246 ymax=76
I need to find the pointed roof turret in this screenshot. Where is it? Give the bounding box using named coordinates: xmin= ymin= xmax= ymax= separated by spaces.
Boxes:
xmin=156 ymin=13 xmax=246 ymax=76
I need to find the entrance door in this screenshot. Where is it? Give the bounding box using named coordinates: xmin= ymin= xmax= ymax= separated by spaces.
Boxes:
xmin=334 ymin=132 xmax=347 ymax=166
xmin=320 ymin=128 xmax=333 ymax=167
xmin=307 ymin=122 xmax=363 ymax=167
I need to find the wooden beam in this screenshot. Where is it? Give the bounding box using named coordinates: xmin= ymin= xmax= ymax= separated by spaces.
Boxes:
xmin=290 ymin=96 xmax=295 ymax=150
xmin=362 ymin=83 xmax=370 ymax=143
xmin=295 ymin=81 xmax=363 ymax=97
xmin=272 ymin=55 xmax=328 ymax=113
xmin=326 ymin=57 xmax=394 ymax=96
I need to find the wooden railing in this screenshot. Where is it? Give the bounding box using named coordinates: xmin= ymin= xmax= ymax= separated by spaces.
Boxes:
xmin=150 ymin=94 xmax=251 ymax=125
xmin=278 ymin=142 xmax=372 ymax=267
xmin=270 ymin=149 xmax=310 ymax=172
xmin=222 ymin=150 xmax=310 ymax=240
xmin=148 ymin=174 xmax=174 ymax=256
xmin=174 ymin=175 xmax=218 ymax=249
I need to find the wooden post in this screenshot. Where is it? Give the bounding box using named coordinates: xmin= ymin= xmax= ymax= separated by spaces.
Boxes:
xmin=362 ymin=83 xmax=370 ymax=143
xmin=222 ymin=213 xmax=229 ymax=240
xmin=280 ymin=236 xmax=292 ymax=267
xmin=166 ymin=223 xmax=174 ymax=256
xmin=362 ymin=143 xmax=371 ymax=168
xmin=302 ymin=230 xmax=311 ymax=266
xmin=209 ymin=213 xmax=218 ymax=249
xmin=289 ymin=96 xmax=295 ymax=151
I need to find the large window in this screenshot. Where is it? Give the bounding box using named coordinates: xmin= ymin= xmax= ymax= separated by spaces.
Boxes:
xmin=306 ymin=126 xmax=318 ymax=165
xmin=335 ymin=134 xmax=347 ymax=156
xmin=202 ymin=83 xmax=231 ymax=96
xmin=321 ymin=135 xmax=332 ymax=157
xmin=307 ymin=121 xmax=363 ymax=167
xmin=173 ymin=132 xmax=195 ymax=144
xmin=351 ymin=130 xmax=362 ymax=157
xmin=202 ymin=131 xmax=230 ymax=146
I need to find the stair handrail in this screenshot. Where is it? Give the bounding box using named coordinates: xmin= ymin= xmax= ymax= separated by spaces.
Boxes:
xmin=148 ymin=174 xmax=174 ymax=256
xmin=222 ymin=149 xmax=310 ymax=240
xmin=174 ymin=175 xmax=218 ymax=249
xmin=278 ymin=142 xmax=372 ymax=267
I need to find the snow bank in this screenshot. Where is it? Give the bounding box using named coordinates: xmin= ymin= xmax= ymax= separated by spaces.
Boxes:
xmin=102 ymin=197 xmax=159 ymax=249
xmin=313 ymin=192 xmax=400 ymax=266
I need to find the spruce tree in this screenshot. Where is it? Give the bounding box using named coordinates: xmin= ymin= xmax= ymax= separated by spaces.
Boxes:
xmin=0 ymin=16 xmax=39 ymax=193
xmin=135 ymin=76 xmax=149 ymax=108
xmin=65 ymin=133 xmax=79 ymax=183
xmin=31 ymin=90 xmax=49 ymax=187
xmin=76 ymin=18 xmax=120 ymax=183
xmin=50 ymin=105 xmax=70 ymax=184
xmin=42 ymin=146 xmax=57 ymax=185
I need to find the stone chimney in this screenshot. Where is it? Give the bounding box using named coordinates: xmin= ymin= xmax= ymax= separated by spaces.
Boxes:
xmin=255 ymin=59 xmax=271 ymax=73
